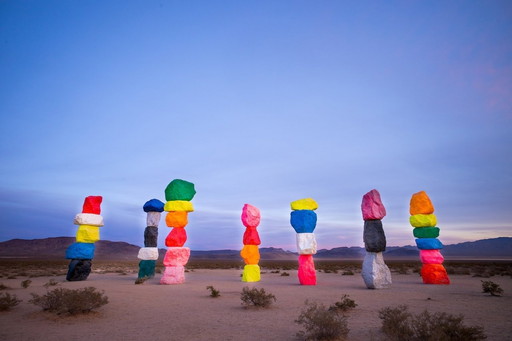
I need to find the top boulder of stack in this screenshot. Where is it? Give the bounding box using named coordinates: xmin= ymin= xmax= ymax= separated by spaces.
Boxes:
xmin=165 ymin=179 xmax=196 ymax=201
xmin=143 ymin=199 xmax=165 ymax=212
xmin=410 ymin=191 xmax=434 ymax=215
xmin=361 ymin=189 xmax=386 ymax=220
xmin=82 ymin=196 xmax=103 ymax=214
xmin=290 ymin=198 xmax=318 ymax=211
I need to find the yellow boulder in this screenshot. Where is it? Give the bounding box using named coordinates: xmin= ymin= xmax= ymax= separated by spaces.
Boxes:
xmin=242 ymin=264 xmax=261 ymax=282
xmin=290 ymin=198 xmax=318 ymax=211
xmin=410 ymin=191 xmax=435 ymax=215
xmin=76 ymin=225 xmax=100 ymax=243
xmin=410 ymin=214 xmax=437 ymax=228
xmin=240 ymin=245 xmax=260 ymax=265
xmin=164 ymin=200 xmax=194 ymax=212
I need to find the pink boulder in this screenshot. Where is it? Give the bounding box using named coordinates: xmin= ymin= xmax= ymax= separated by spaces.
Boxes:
xmin=420 ymin=249 xmax=444 ymax=264
xmin=243 ymin=227 xmax=261 ymax=245
xmin=361 ymin=189 xmax=386 ymax=220
xmin=163 ymin=247 xmax=190 ymax=267
xmin=241 ymin=204 xmax=261 ymax=228
xmin=298 ymin=254 xmax=316 ymax=285
xmin=160 ymin=266 xmax=185 ymax=284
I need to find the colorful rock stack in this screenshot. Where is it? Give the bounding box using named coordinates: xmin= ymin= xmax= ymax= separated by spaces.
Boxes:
xmin=65 ymin=196 xmax=103 ymax=281
xmin=361 ymin=189 xmax=392 ymax=289
xmin=137 ymin=199 xmax=165 ymax=281
xmin=160 ymin=179 xmax=196 ymax=285
xmin=290 ymin=198 xmax=318 ymax=285
xmin=240 ymin=204 xmax=261 ymax=282
xmin=410 ymin=191 xmax=450 ymax=284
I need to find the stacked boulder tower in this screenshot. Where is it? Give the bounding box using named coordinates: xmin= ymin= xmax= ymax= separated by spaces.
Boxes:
xmin=161 ymin=179 xmax=196 ymax=285
xmin=410 ymin=191 xmax=450 ymax=284
xmin=65 ymin=196 xmax=103 ymax=281
xmin=240 ymin=204 xmax=261 ymax=282
xmin=137 ymin=199 xmax=164 ymax=281
xmin=290 ymin=198 xmax=318 ymax=285
xmin=360 ymin=189 xmax=392 ymax=289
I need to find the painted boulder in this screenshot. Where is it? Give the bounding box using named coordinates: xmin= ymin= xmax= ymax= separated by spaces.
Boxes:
xmin=241 ymin=204 xmax=261 ymax=228
xmin=165 ymin=228 xmax=187 ymax=247
xmin=298 ymin=254 xmax=316 ymax=285
xmin=410 ymin=191 xmax=434 ymax=215
xmin=165 ymin=179 xmax=196 ymax=201
xmin=290 ymin=210 xmax=317 ymax=233
xmin=361 ymin=189 xmax=386 ymax=220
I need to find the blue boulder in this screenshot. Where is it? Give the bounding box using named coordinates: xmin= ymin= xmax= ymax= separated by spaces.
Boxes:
xmin=416 ymin=238 xmax=444 ymax=250
xmin=143 ymin=199 xmax=165 ymax=212
xmin=290 ymin=210 xmax=317 ymax=233
xmin=66 ymin=242 xmax=95 ymax=259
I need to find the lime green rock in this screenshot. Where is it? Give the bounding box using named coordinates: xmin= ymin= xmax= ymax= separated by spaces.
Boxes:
xmin=165 ymin=179 xmax=196 ymax=201
xmin=291 ymin=198 xmax=318 ymax=211
xmin=242 ymin=264 xmax=261 ymax=282
xmin=413 ymin=227 xmax=440 ymax=238
xmin=410 ymin=214 xmax=437 ymax=227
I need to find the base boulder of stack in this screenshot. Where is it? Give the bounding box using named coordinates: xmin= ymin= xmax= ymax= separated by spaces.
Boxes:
xmin=361 ymin=252 xmax=392 ymax=289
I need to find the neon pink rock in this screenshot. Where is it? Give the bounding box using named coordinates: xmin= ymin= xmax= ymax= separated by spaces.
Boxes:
xmin=420 ymin=249 xmax=444 ymax=264
xmin=241 ymin=204 xmax=260 ymax=228
xmin=160 ymin=266 xmax=185 ymax=284
xmin=298 ymin=254 xmax=316 ymax=285
xmin=361 ymin=189 xmax=386 ymax=220
xmin=163 ymin=247 xmax=190 ymax=267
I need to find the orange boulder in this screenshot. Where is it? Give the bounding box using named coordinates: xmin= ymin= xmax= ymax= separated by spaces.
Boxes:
xmin=240 ymin=245 xmax=260 ymax=265
xmin=410 ymin=191 xmax=434 ymax=215
xmin=165 ymin=211 xmax=188 ymax=228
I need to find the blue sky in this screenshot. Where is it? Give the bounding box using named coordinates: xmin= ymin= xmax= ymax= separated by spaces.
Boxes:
xmin=1 ymin=1 xmax=511 ymax=251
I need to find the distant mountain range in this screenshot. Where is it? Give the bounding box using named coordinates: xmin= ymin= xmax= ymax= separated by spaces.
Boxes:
xmin=0 ymin=237 xmax=511 ymax=260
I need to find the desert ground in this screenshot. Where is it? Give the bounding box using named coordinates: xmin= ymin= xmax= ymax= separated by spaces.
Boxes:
xmin=0 ymin=261 xmax=511 ymax=341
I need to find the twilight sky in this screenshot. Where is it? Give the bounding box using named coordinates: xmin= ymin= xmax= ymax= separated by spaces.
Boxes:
xmin=1 ymin=1 xmax=511 ymax=251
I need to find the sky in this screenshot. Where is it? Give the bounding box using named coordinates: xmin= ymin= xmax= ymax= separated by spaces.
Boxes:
xmin=1 ymin=1 xmax=511 ymax=251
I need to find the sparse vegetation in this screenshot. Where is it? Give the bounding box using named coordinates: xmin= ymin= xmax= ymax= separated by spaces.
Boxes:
xmin=329 ymin=295 xmax=357 ymax=313
xmin=481 ymin=280 xmax=504 ymax=297
xmin=43 ymin=279 xmax=59 ymax=288
xmin=341 ymin=270 xmax=354 ymax=276
xmin=29 ymin=287 xmax=109 ymax=315
xmin=21 ymin=279 xmax=32 ymax=288
xmin=206 ymin=285 xmax=220 ymax=298
xmin=295 ymin=300 xmax=349 ymax=341
xmin=280 ymin=272 xmax=290 ymax=276
xmin=378 ymin=305 xmax=486 ymax=341
xmin=0 ymin=283 xmax=9 ymax=290
xmin=0 ymin=292 xmax=21 ymax=311
xmin=240 ymin=287 xmax=276 ymax=308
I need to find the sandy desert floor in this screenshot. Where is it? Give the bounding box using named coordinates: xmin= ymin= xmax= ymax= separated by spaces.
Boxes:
xmin=1 ymin=270 xmax=511 ymax=341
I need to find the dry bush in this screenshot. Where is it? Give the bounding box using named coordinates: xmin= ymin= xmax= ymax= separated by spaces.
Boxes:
xmin=341 ymin=270 xmax=354 ymax=276
xmin=206 ymin=285 xmax=220 ymax=298
xmin=21 ymin=279 xmax=32 ymax=288
xmin=43 ymin=279 xmax=59 ymax=289
xmin=378 ymin=305 xmax=486 ymax=341
xmin=295 ymin=300 xmax=349 ymax=341
xmin=329 ymin=295 xmax=357 ymax=313
xmin=0 ymin=283 xmax=9 ymax=290
xmin=29 ymin=287 xmax=109 ymax=315
xmin=481 ymin=280 xmax=504 ymax=297
xmin=280 ymin=272 xmax=290 ymax=276
xmin=240 ymin=287 xmax=276 ymax=308
xmin=0 ymin=292 xmax=21 ymax=311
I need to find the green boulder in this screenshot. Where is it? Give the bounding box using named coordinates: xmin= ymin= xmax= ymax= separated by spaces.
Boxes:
xmin=138 ymin=260 xmax=156 ymax=279
xmin=413 ymin=227 xmax=440 ymax=239
xmin=165 ymin=179 xmax=196 ymax=201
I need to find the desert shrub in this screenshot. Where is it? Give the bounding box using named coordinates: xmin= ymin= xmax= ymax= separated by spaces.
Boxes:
xmin=270 ymin=270 xmax=280 ymax=274
xmin=43 ymin=279 xmax=59 ymax=289
xmin=29 ymin=287 xmax=109 ymax=315
xmin=281 ymin=272 xmax=290 ymax=276
xmin=378 ymin=305 xmax=486 ymax=341
xmin=295 ymin=300 xmax=349 ymax=341
xmin=206 ymin=285 xmax=220 ymax=298
xmin=240 ymin=287 xmax=276 ymax=308
xmin=21 ymin=279 xmax=32 ymax=289
xmin=341 ymin=270 xmax=354 ymax=276
xmin=0 ymin=283 xmax=9 ymax=290
xmin=329 ymin=295 xmax=357 ymax=313
xmin=0 ymin=292 xmax=21 ymax=311
xmin=7 ymin=275 xmax=17 ymax=279
xmin=481 ymin=280 xmax=504 ymax=296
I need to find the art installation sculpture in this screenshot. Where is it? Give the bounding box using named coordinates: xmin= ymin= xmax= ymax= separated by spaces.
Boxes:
xmin=290 ymin=198 xmax=318 ymax=285
xmin=65 ymin=196 xmax=103 ymax=281
xmin=410 ymin=191 xmax=450 ymax=284
xmin=160 ymin=179 xmax=196 ymax=284
xmin=240 ymin=204 xmax=261 ymax=282
xmin=360 ymin=189 xmax=392 ymax=289
xmin=137 ymin=199 xmax=164 ymax=281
